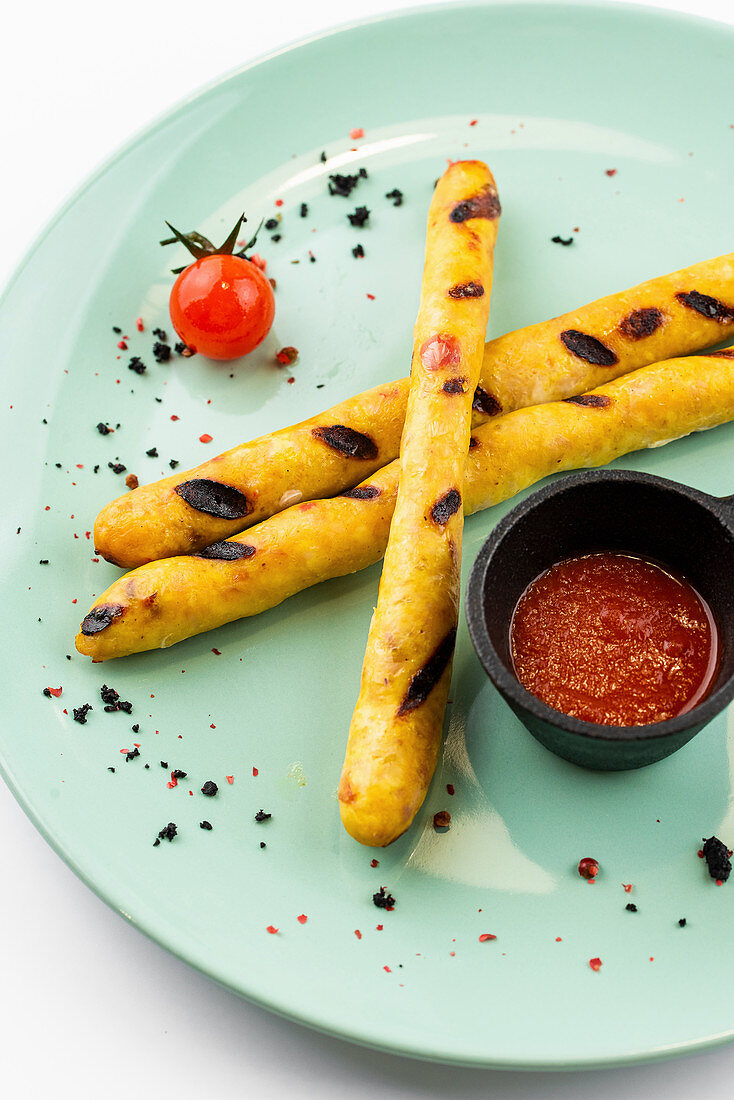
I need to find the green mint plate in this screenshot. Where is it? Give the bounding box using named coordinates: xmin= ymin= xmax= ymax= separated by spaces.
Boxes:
xmin=2 ymin=0 xmax=734 ymax=1069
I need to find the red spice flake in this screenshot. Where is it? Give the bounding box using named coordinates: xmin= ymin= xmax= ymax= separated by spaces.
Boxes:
xmin=287 ymin=377 xmax=295 ymax=384
xmin=578 ymin=857 xmax=599 ymax=880
xmin=297 ymin=914 xmax=308 ymax=924
xmin=717 ymin=879 xmax=724 ymax=886
xmin=469 ymin=118 xmax=478 ymax=126
xmin=199 ymin=433 xmax=213 ymax=444
xmin=376 ymin=924 xmax=383 ymax=931
xmin=275 ymin=199 xmax=283 ymax=207
xmin=622 ymin=883 xmax=634 ymax=892
xmin=117 ymin=340 xmax=128 ymax=350
xmin=649 ymin=956 xmax=654 ymax=962
xmin=366 ymin=293 xmax=375 ymax=300
xmin=589 ymin=957 xmax=602 ymax=971
xmin=446 ymin=783 xmax=455 ymax=796
xmin=226 ymin=775 xmax=234 ymax=784
xmin=370 ymin=859 xmax=379 ymax=868
xmin=354 ymin=930 xmax=362 ymax=939
xmin=72 ymin=598 xmax=77 ymax=605
xmin=252 ymin=767 xmax=259 ymax=776
xmin=449 ymin=951 xmax=455 ymax=957
xmin=478 ymin=934 xmax=497 ymax=943
xmin=136 ymin=317 xmax=144 ymax=332
xmin=170 ymin=415 xmax=179 ymax=421
xmin=210 ymin=723 xmax=216 ymax=729
xmin=266 ymin=925 xmax=279 ymax=934
xmin=555 ymin=937 xmax=562 ymax=942
xmin=45 ymin=505 xmax=50 ymax=511
xmin=383 ymin=966 xmax=391 ymax=973
xmin=349 ymin=127 xmax=365 ymax=139
xmin=276 ymin=346 xmax=299 ymax=366
xmin=211 ymin=648 xmax=221 ymax=656
xmin=45 ymin=686 xmax=63 ymax=698
xmin=605 ymin=168 xmax=617 ymax=177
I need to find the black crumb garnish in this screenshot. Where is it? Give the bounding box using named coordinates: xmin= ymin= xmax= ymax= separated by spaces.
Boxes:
xmin=152 ymin=342 xmax=171 ymax=363
xmin=320 ymin=150 xmax=327 ymax=163
xmin=328 ymin=172 xmax=361 ymax=197
xmin=265 ymin=218 xmax=279 ymax=230
xmin=39 ymin=559 xmax=49 ymax=565
xmin=73 ymin=703 xmax=92 ymax=724
xmin=260 ymin=841 xmax=266 ymax=849
xmin=131 ymin=723 xmax=140 ymax=733
xmin=154 ymin=397 xmax=162 ymax=403
xmin=171 ymin=768 xmax=187 ymax=780
xmin=108 ymin=767 xmax=115 ymax=773
xmin=154 ymin=821 xmax=178 ymax=846
xmin=42 ymin=688 xmax=52 ymax=697
xmin=128 ymin=356 xmax=147 ymax=375
xmin=254 ymin=809 xmax=271 ymax=822
xmin=93 ymin=465 xmax=100 ymax=474
xmin=144 ymin=764 xmax=149 ymax=769
xmin=152 ymin=327 xmax=167 ymax=341
xmin=101 ymin=684 xmax=119 ymax=706
xmin=125 ymin=747 xmax=140 ymax=762
xmin=101 ymin=684 xmax=133 ymax=713
xmin=385 ymin=188 xmax=403 ymax=207
xmin=359 ymin=168 xmax=368 ymax=179
xmin=169 ymin=459 xmax=179 ymax=469
xmin=348 ymin=206 xmax=370 ymax=228
xmin=55 ymin=463 xmax=62 ymax=467
xmin=201 ymin=780 xmax=218 ymax=797
xmin=352 ymin=243 xmax=365 ymax=258
xmin=160 ymin=761 xmax=169 ymax=769
xmin=373 ymin=886 xmax=396 ymax=910
xmin=702 ymin=836 xmax=732 ymax=881
xmin=679 ymin=918 xmax=687 ymax=927
xmin=551 ymin=235 xmax=574 ymax=246
xmin=271 ymin=234 xmax=282 ymax=243
xmin=97 ymin=422 xmax=113 ymax=435
xmin=200 ymin=821 xmax=213 ymax=830
xmin=146 ymin=447 xmax=158 ymax=458
xmin=625 ymin=903 xmax=638 ymax=912
xmin=112 ymin=326 xmax=122 ymax=334
xmin=108 ymin=462 xmax=126 ymax=474
xmin=175 ymin=341 xmax=194 ymax=357
xmin=300 ymin=202 xmax=308 ymax=217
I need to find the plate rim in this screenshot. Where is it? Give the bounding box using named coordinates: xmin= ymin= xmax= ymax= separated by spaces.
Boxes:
xmin=3 ymin=0 xmax=734 ymax=1070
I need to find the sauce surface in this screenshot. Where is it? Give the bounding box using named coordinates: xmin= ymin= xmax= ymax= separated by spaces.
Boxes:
xmin=510 ymin=552 xmax=718 ymax=726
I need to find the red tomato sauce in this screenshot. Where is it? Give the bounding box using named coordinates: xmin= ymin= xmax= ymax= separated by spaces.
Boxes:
xmin=510 ymin=552 xmax=718 ymax=726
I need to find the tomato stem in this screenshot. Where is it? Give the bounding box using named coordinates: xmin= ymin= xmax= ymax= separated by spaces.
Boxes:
xmin=161 ymin=213 xmax=263 ymax=274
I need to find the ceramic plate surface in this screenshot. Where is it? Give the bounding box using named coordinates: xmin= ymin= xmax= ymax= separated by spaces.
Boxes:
xmin=2 ymin=0 xmax=734 ymax=1069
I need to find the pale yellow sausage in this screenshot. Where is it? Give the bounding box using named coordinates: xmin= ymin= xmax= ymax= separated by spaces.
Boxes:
xmin=76 ymin=349 xmax=734 ymax=662
xmin=338 ymin=160 xmax=498 ymax=848
xmin=93 ymin=254 xmax=734 ymax=567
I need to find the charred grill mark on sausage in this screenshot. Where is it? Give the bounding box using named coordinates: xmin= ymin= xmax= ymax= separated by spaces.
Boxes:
xmin=472 ymin=386 xmax=502 ymax=416
xmin=449 ymin=188 xmax=501 ymax=223
xmin=397 ymin=628 xmax=458 ymax=716
xmin=560 ymin=330 xmax=619 ymax=366
xmin=80 ymin=604 xmax=124 ymax=636
xmin=311 ymin=425 xmax=379 ymax=460
xmin=430 ymin=489 xmax=462 ymax=525
xmin=196 ymin=541 xmax=256 ymax=561
xmin=618 ymin=307 xmax=665 ymax=339
xmin=448 ymin=281 xmax=485 ymax=299
xmin=563 ymin=393 xmax=614 ymax=408
xmin=676 ymin=290 xmax=734 ymax=322
xmin=174 ymin=479 xmax=251 ymax=519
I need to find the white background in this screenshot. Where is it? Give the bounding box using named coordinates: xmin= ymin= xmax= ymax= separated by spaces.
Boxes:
xmin=2 ymin=1 xmax=733 ymax=1096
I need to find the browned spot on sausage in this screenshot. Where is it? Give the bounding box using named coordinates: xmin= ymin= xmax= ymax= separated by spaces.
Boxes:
xmin=676 ymin=290 xmax=734 ymax=322
xmin=340 ymin=485 xmax=382 ymax=500
xmin=560 ymin=330 xmax=618 ymax=366
xmin=619 ymin=308 xmax=665 ymax=339
xmin=431 ymin=489 xmax=462 ymax=525
xmin=449 ymin=187 xmax=501 ymax=223
xmin=338 ymin=777 xmax=357 ymax=804
xmin=420 ymin=334 xmax=461 ymax=371
xmin=468 ymin=435 xmax=480 ymax=450
xmin=80 ymin=604 xmax=124 ymax=636
xmin=175 ymin=479 xmax=251 ymax=519
xmin=311 ymin=425 xmax=378 ymax=460
xmin=472 ymin=386 xmax=502 ymax=416
xmin=196 ymin=541 xmax=256 ymax=561
xmin=710 ymin=349 xmax=734 ymax=358
xmin=142 ymin=592 xmax=158 ymax=607
xmin=448 ymin=281 xmax=485 ymax=299
xmin=397 ymin=628 xmax=457 ymax=716
xmin=442 ymin=378 xmax=467 ymax=394
xmin=563 ymin=393 xmax=613 ymax=409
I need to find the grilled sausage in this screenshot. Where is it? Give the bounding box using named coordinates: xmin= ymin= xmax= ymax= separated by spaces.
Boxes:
xmin=93 ymin=254 xmax=734 ymax=567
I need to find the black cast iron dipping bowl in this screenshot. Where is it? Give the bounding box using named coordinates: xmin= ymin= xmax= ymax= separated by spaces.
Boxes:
xmin=465 ymin=470 xmax=734 ymax=771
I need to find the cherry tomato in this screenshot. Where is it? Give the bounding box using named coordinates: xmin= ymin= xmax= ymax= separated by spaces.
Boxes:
xmin=169 ymin=253 xmax=275 ymax=361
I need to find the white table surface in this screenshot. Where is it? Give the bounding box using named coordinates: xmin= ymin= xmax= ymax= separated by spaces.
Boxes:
xmin=2 ymin=0 xmax=733 ymax=1095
